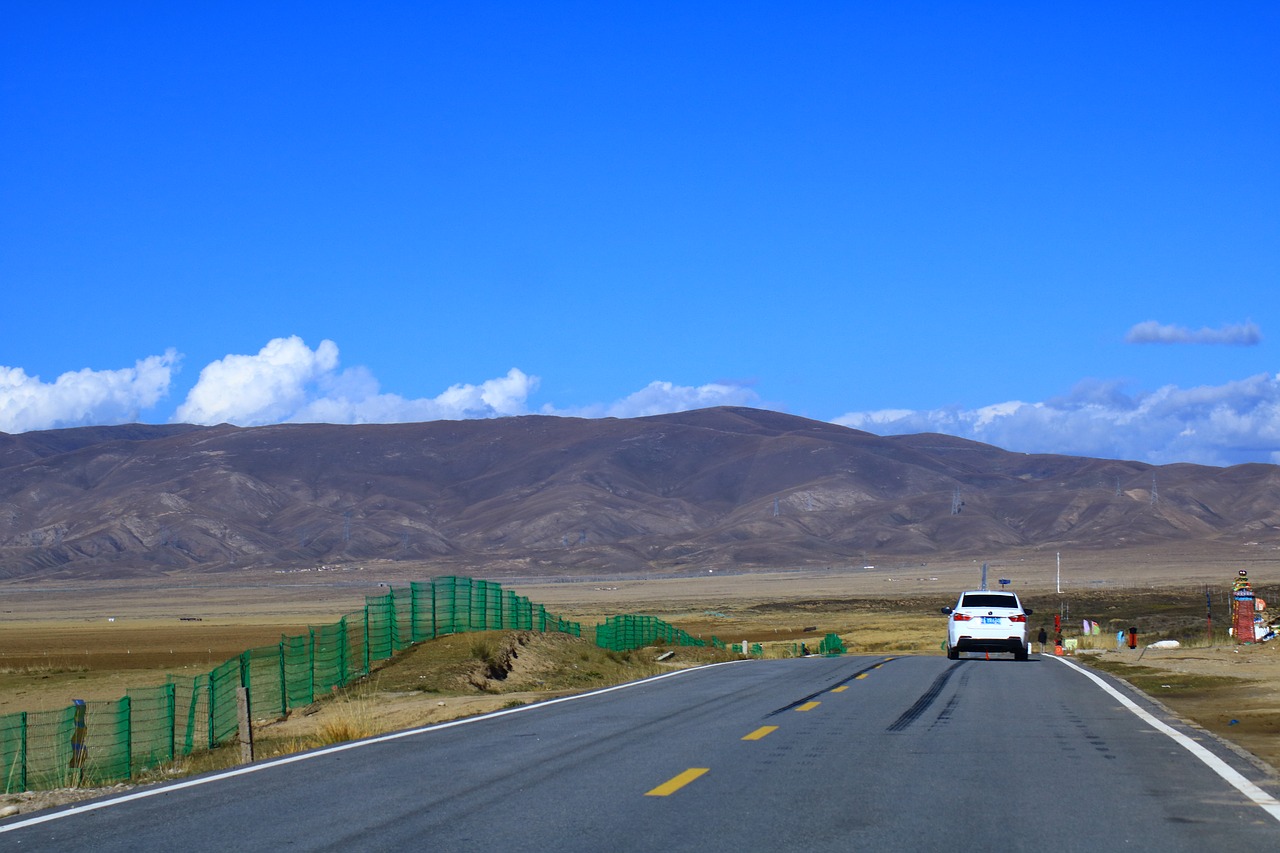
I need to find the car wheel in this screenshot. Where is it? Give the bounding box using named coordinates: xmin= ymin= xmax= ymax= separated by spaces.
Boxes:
xmin=946 ymin=645 xmax=958 ymax=660
xmin=1014 ymin=644 xmax=1028 ymax=661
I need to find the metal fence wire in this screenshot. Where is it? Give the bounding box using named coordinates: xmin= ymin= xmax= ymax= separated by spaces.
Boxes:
xmin=0 ymin=576 xmax=581 ymax=794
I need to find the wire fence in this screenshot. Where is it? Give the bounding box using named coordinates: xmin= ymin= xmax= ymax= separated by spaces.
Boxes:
xmin=593 ymin=614 xmax=724 ymax=652
xmin=2 ymin=575 xmax=846 ymax=794
xmin=0 ymin=575 xmax=580 ymax=793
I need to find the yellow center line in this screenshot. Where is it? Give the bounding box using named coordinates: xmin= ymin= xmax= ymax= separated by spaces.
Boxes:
xmin=796 ymin=701 xmax=821 ymax=712
xmin=646 ymin=768 xmax=709 ymax=797
xmin=831 ymin=685 xmax=849 ymax=693
xmin=742 ymin=725 xmax=778 ymax=741
xmin=855 ymin=673 xmax=868 ymax=679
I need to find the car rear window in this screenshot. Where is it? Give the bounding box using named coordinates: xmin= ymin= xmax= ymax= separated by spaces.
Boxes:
xmin=960 ymin=594 xmax=1019 ymax=609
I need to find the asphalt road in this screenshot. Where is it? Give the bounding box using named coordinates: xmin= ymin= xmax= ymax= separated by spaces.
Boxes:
xmin=5 ymin=653 xmax=1280 ymax=851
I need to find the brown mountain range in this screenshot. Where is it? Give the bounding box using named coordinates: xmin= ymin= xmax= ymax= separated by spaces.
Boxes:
xmin=2 ymin=406 xmax=1279 ymax=580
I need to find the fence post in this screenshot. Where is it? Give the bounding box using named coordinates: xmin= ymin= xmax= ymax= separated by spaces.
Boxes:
xmin=278 ymin=640 xmax=288 ymax=717
xmin=236 ymin=687 xmax=254 ymax=764
xmin=70 ymin=700 xmax=87 ymax=786
xmin=206 ymin=678 xmax=215 ymax=750
xmin=166 ymin=683 xmax=176 ymax=765
xmin=19 ymin=710 xmax=28 ymax=793
xmin=339 ymin=616 xmax=349 ymax=687
xmin=122 ymin=695 xmax=132 ymax=781
xmin=309 ymin=628 xmax=317 ymax=704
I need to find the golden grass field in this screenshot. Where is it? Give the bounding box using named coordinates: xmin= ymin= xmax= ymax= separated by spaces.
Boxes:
xmin=2 ymin=542 xmax=1279 ymax=815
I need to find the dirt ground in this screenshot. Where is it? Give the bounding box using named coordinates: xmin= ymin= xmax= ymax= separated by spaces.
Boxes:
xmin=3 ymin=543 xmax=1279 ymax=817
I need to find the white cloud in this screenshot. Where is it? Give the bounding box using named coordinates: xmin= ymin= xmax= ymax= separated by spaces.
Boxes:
xmin=171 ymin=337 xmax=759 ymax=426
xmin=0 ymin=351 xmax=177 ymax=433
xmin=547 ymin=380 xmax=760 ymax=419
xmin=290 ymin=367 xmax=540 ymax=424
xmin=1125 ymin=320 xmax=1261 ymax=346
xmin=174 ymin=336 xmax=539 ymax=426
xmin=833 ymin=372 xmax=1280 ymax=466
xmin=175 ymin=336 xmax=340 ymax=425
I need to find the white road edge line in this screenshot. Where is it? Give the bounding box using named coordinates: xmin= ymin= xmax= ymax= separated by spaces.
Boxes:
xmin=1049 ymin=654 xmax=1280 ymax=823
xmin=1 ymin=658 xmax=747 ymax=833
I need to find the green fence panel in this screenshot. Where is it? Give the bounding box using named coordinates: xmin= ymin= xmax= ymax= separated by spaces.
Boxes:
xmin=0 ymin=711 xmax=26 ymax=793
xmin=512 ymin=593 xmax=528 ymax=630
xmin=282 ymin=633 xmax=313 ymax=710
xmin=343 ymin=611 xmax=368 ymax=683
xmin=168 ymin=672 xmax=210 ymax=754
xmin=208 ymin=657 xmax=241 ymax=746
xmin=367 ymin=593 xmax=395 ymax=662
xmin=469 ymin=579 xmax=484 ymax=630
xmin=393 ymin=587 xmax=412 ymax=652
xmin=471 ymin=579 xmax=489 ymax=630
xmin=593 ymin=615 xmax=697 ymax=651
xmin=310 ymin=622 xmax=346 ymax=697
xmin=245 ymin=644 xmax=286 ymax=720
xmin=23 ymin=705 xmax=77 ymax=791
xmin=433 ymin=576 xmax=459 ymax=635
xmin=410 ymin=581 xmax=436 ymax=641
xmin=127 ymin=684 xmax=175 ymax=773
xmin=81 ymin=698 xmax=131 ymax=786
xmin=454 ymin=576 xmax=473 ymax=632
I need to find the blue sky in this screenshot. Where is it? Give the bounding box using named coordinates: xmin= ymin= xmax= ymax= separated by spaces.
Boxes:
xmin=2 ymin=3 xmax=1277 ymax=466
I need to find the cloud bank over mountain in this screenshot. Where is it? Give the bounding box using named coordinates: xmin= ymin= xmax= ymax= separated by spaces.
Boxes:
xmin=0 ymin=350 xmax=178 ymax=434
xmin=833 ymin=373 xmax=1280 ymax=466
xmin=2 ymin=336 xmax=1278 ymax=466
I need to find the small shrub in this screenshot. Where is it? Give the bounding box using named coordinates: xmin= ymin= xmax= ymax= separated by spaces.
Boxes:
xmin=469 ymin=638 xmax=498 ymax=667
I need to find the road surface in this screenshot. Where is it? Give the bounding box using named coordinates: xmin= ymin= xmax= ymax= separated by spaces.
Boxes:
xmin=4 ymin=653 xmax=1279 ymax=851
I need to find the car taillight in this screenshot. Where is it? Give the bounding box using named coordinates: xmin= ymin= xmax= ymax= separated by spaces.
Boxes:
xmin=1008 ymin=614 xmax=1027 ymax=623
xmin=952 ymin=613 xmax=972 ymax=621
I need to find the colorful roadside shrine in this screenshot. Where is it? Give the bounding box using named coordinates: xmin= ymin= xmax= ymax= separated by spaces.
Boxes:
xmin=1232 ymin=569 xmax=1256 ymax=644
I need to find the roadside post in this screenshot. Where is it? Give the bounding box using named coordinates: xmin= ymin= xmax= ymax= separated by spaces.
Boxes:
xmin=237 ymin=687 xmax=254 ymax=763
xmin=69 ymin=699 xmax=87 ymax=784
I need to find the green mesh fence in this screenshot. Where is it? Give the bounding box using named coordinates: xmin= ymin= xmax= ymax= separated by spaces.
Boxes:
xmin=208 ymin=656 xmax=241 ymax=747
xmin=169 ymin=672 xmax=211 ymax=754
xmin=594 ymin=614 xmax=706 ymax=652
xmin=79 ymin=698 xmax=131 ymax=786
xmin=818 ymin=633 xmax=846 ymax=655
xmin=367 ymin=593 xmax=396 ymax=661
xmin=244 ymin=646 xmax=286 ymax=720
xmin=23 ymin=706 xmax=77 ymax=791
xmin=127 ymin=684 xmax=176 ymax=772
xmin=2 ymin=575 xmax=582 ymax=793
xmin=282 ymin=634 xmax=313 ymax=709
xmin=0 ymin=711 xmax=27 ymax=793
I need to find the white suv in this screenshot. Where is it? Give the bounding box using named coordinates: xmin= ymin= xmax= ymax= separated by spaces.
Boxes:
xmin=942 ymin=590 xmax=1033 ymax=660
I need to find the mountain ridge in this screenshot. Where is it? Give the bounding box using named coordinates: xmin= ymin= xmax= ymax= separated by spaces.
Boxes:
xmin=2 ymin=407 xmax=1277 ymax=579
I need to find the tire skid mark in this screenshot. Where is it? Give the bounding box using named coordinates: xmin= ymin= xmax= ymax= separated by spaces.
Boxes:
xmin=887 ymin=661 xmax=964 ymax=732
xmin=765 ymin=657 xmax=895 ymax=717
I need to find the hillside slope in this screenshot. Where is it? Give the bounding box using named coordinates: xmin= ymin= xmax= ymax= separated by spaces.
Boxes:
xmin=2 ymin=407 xmax=1279 ymax=578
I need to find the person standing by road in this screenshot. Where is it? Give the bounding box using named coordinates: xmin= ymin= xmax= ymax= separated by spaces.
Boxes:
xmin=1037 ymin=627 xmax=1048 ymax=654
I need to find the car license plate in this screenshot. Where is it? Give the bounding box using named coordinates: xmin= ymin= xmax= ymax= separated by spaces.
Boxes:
xmin=981 ymin=617 xmax=1001 ymax=625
